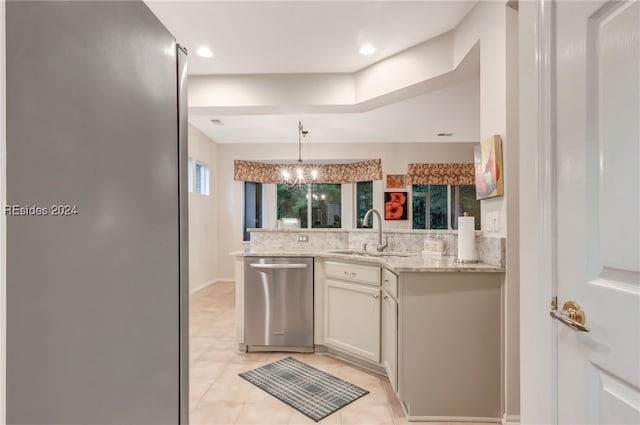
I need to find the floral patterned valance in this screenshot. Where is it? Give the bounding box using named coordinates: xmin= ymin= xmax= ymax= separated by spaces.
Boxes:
xmin=407 ymin=163 xmax=475 ymax=185
xmin=234 ymin=159 xmax=382 ymax=184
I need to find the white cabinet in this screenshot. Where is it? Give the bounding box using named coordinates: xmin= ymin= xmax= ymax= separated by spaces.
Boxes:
xmin=324 ymin=261 xmax=381 ymax=363
xmin=381 ymin=270 xmax=398 ymax=391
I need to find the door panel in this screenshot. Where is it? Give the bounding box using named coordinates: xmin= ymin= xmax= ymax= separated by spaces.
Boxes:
xmin=325 ymin=279 xmax=381 ymax=362
xmin=555 ymin=1 xmax=640 ymax=423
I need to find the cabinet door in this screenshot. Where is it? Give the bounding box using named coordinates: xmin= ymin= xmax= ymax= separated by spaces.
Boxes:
xmin=382 ymin=291 xmax=398 ymax=391
xmin=324 ymin=279 xmax=381 ymax=362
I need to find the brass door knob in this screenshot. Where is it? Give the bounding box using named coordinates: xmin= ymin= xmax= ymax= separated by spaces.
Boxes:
xmin=550 ymin=300 xmax=590 ymax=332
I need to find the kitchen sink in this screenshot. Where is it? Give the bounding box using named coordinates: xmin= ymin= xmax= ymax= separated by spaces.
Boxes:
xmin=366 ymin=251 xmax=413 ymax=257
xmin=327 ymin=250 xmax=413 ymax=258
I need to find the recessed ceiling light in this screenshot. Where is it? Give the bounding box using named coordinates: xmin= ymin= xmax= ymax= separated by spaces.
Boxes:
xmin=196 ymin=46 xmax=214 ymax=58
xmin=359 ymin=44 xmax=377 ymax=56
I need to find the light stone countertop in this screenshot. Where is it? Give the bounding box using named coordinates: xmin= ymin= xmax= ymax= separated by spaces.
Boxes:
xmin=230 ymin=248 xmax=504 ymax=273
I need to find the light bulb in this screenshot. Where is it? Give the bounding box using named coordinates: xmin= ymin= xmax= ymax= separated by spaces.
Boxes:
xmin=311 ymin=169 xmax=318 ymax=180
xmin=196 ymin=47 xmax=214 ymax=58
xmin=359 ymin=44 xmax=376 ymax=56
xmin=296 ymin=168 xmax=304 ymax=179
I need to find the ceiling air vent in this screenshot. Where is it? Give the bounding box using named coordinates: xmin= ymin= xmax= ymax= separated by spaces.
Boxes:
xmin=437 ymin=133 xmax=454 ymax=137
xmin=210 ymin=119 xmax=224 ymax=125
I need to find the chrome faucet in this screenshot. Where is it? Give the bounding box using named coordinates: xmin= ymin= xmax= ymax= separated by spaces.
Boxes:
xmin=362 ymin=209 xmax=389 ymax=252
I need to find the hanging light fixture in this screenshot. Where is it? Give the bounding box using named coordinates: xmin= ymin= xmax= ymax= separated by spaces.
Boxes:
xmin=280 ymin=121 xmax=318 ymax=190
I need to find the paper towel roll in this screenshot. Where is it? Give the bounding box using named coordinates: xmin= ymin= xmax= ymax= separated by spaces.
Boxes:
xmin=457 ymin=216 xmax=477 ymax=262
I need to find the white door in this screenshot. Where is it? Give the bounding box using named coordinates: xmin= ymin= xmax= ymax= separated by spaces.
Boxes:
xmin=554 ymin=1 xmax=640 ymax=423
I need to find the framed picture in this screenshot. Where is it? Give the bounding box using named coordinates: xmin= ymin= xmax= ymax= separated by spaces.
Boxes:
xmin=474 ymin=135 xmax=504 ymax=200
xmin=384 ymin=191 xmax=408 ymax=220
xmin=386 ymin=174 xmax=406 ymax=189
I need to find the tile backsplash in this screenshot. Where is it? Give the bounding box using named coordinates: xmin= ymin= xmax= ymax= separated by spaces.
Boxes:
xmin=249 ymin=229 xmax=505 ymax=267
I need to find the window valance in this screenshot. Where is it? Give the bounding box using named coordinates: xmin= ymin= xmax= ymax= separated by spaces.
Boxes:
xmin=234 ymin=159 xmax=383 ymax=184
xmin=407 ymin=163 xmax=475 ymax=185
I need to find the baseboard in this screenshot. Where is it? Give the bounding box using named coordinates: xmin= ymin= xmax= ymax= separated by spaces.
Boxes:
xmin=189 ymin=278 xmax=234 ymax=294
xmin=407 ymin=416 xmax=501 ymax=423
xmin=502 ymin=413 xmax=521 ymax=425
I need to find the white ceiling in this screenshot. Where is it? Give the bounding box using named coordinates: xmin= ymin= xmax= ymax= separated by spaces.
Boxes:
xmin=145 ymin=1 xmax=481 ymax=144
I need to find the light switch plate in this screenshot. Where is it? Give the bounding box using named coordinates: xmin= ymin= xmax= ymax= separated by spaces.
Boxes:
xmin=491 ymin=212 xmax=500 ymax=232
xmin=297 ymin=235 xmax=309 ymax=242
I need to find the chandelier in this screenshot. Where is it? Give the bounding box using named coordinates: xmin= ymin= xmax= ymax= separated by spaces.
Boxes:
xmin=280 ymin=121 xmax=319 ymax=190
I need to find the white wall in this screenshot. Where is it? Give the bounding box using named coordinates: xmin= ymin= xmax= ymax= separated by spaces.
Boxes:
xmin=453 ymin=2 xmax=520 ymax=421
xmin=215 ymin=141 xmax=476 ymax=278
xmin=188 ymin=125 xmax=219 ymax=293
xmin=355 ymin=31 xmax=454 ymax=101
xmin=189 ymin=73 xmax=354 ymax=108
xmin=453 ymin=0 xmax=508 ymax=237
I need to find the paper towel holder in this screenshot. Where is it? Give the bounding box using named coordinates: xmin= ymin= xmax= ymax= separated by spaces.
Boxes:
xmin=456 ymin=212 xmax=478 ymax=263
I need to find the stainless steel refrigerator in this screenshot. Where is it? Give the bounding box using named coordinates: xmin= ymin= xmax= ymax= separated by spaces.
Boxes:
xmin=6 ymin=1 xmax=189 ymax=423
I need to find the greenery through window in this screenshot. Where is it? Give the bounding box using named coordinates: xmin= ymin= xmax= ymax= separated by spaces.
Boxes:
xmin=277 ymin=183 xmax=342 ymax=229
xmin=311 ymin=184 xmax=341 ymax=228
xmin=277 ymin=184 xmax=308 ymax=228
xmin=450 ymin=185 xmax=480 ymax=230
xmin=412 ymin=184 xmax=480 ymax=230
xmin=356 ymin=181 xmax=373 ymax=228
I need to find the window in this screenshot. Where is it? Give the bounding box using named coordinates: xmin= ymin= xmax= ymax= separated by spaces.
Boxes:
xmin=277 ymin=183 xmax=342 ymax=229
xmin=277 ymin=184 xmax=308 ymax=228
xmin=187 ymin=157 xmax=193 ymax=192
xmin=243 ymin=182 xmax=263 ymax=241
xmin=356 ymin=181 xmax=373 ymax=228
xmin=412 ymin=184 xmax=480 ymax=230
xmin=195 ymin=161 xmax=210 ymax=195
xmin=311 ymin=184 xmax=341 ymax=228
xmin=450 ymin=185 xmax=481 ymax=230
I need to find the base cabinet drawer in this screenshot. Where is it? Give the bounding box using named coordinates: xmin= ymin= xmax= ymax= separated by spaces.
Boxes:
xmin=324 ymin=279 xmax=381 ymax=362
xmin=326 ymin=261 xmax=380 ymax=286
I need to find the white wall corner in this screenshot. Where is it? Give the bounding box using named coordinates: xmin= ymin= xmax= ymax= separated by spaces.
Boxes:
xmin=189 ymin=278 xmax=235 ymax=295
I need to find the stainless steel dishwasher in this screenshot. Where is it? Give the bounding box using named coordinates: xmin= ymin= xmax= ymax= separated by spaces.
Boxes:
xmin=244 ymin=257 xmax=314 ymax=352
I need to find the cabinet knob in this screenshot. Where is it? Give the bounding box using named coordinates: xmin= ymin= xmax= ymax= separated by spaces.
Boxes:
xmin=373 ymin=294 xmax=379 ymax=299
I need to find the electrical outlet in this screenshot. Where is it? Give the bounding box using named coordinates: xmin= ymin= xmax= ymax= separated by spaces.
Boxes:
xmin=297 ymin=235 xmax=309 ymax=242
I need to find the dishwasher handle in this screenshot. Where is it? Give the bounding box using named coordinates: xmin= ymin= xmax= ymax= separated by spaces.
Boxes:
xmin=249 ymin=263 xmax=308 ymax=270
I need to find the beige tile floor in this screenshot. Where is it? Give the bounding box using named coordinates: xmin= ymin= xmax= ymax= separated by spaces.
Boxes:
xmin=189 ymin=282 xmax=491 ymax=425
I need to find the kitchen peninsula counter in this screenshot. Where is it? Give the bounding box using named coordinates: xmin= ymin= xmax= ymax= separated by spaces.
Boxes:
xmin=231 ymin=248 xmax=504 ymax=273
xmin=232 ymin=247 xmax=505 ymax=422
